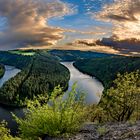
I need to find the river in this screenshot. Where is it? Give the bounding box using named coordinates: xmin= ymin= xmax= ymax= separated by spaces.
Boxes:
xmin=0 ymin=65 xmax=21 ymax=87
xmin=0 ymin=65 xmax=23 ymax=134
xmin=61 ymin=62 xmax=104 ymax=104
xmin=0 ymin=62 xmax=104 ymax=134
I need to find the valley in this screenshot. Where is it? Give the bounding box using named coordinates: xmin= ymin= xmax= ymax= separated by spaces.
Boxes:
xmin=0 ymin=50 xmax=70 ymax=106
xmin=0 ymin=49 xmax=139 ymax=139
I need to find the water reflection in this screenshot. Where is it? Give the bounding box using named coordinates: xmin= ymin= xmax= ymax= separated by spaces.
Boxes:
xmin=0 ymin=65 xmax=21 ymax=87
xmin=0 ymin=62 xmax=104 ymax=134
xmin=61 ymin=62 xmax=104 ymax=104
xmin=0 ymin=65 xmax=21 ymax=134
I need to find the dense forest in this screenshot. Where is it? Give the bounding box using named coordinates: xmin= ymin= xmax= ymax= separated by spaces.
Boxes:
xmin=49 ymin=50 xmax=114 ymax=61
xmin=0 ymin=51 xmax=32 ymax=69
xmin=0 ymin=64 xmax=5 ymax=78
xmin=2 ymin=71 xmax=139 ymax=139
xmin=74 ymin=56 xmax=140 ymax=88
xmin=0 ymin=50 xmax=139 ymax=139
xmin=0 ymin=51 xmax=70 ymax=106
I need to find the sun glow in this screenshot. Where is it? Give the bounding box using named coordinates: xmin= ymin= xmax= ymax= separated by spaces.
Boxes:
xmin=114 ymin=14 xmax=140 ymax=40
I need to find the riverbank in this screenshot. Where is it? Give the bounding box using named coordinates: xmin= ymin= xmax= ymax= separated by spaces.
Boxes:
xmin=0 ymin=53 xmax=70 ymax=107
xmin=0 ymin=65 xmax=21 ymax=88
xmin=74 ymin=57 xmax=140 ymax=89
xmin=0 ymin=64 xmax=5 ymax=78
xmin=73 ymin=62 xmax=105 ymax=89
xmin=61 ymin=62 xmax=104 ymax=104
xmin=44 ymin=121 xmax=140 ymax=140
xmin=0 ymin=61 xmax=104 ymax=136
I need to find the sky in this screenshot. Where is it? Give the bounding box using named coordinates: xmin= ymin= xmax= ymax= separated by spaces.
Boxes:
xmin=48 ymin=0 xmax=113 ymax=40
xmin=0 ymin=0 xmax=139 ymax=55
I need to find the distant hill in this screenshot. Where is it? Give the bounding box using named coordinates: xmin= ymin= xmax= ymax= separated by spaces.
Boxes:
xmin=49 ymin=50 xmax=115 ymax=61
xmin=0 ymin=51 xmax=32 ymax=69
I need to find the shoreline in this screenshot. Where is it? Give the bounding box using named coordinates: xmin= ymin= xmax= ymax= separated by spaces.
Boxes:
xmin=0 ymin=64 xmax=5 ymax=78
xmin=73 ymin=62 xmax=105 ymax=89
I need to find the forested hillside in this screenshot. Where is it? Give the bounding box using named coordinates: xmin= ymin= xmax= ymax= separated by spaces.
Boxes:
xmin=0 ymin=51 xmax=32 ymax=69
xmin=49 ymin=50 xmax=114 ymax=61
xmin=74 ymin=56 xmax=140 ymax=88
xmin=0 ymin=64 xmax=5 ymax=78
xmin=0 ymin=51 xmax=70 ymax=106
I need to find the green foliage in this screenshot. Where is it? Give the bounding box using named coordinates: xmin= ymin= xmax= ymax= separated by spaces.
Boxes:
xmin=14 ymin=84 xmax=89 ymax=139
xmin=0 ymin=51 xmax=32 ymax=69
xmin=105 ymin=71 xmax=140 ymax=122
xmin=0 ymin=64 xmax=5 ymax=78
xmin=0 ymin=68 xmax=30 ymax=106
xmin=92 ymin=71 xmax=140 ymax=123
xmin=0 ymin=52 xmax=70 ymax=106
xmin=74 ymin=56 xmax=140 ymax=88
xmin=0 ymin=121 xmax=21 ymax=140
xmin=97 ymin=126 xmax=108 ymax=136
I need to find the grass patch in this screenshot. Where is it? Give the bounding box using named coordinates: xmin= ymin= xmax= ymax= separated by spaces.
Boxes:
xmin=9 ymin=50 xmax=35 ymax=56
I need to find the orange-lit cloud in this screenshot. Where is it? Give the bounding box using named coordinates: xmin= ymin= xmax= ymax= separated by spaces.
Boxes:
xmin=0 ymin=0 xmax=73 ymax=50
xmin=52 ymin=41 xmax=121 ymax=55
xmin=94 ymin=0 xmax=140 ymax=40
xmin=69 ymin=37 xmax=140 ymax=56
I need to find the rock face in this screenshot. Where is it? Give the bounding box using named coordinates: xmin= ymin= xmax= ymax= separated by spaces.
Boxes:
xmin=71 ymin=121 xmax=140 ymax=140
xmin=44 ymin=121 xmax=140 ymax=140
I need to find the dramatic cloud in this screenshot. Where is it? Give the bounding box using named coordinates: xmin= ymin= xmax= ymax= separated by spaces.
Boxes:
xmin=69 ymin=37 xmax=140 ymax=56
xmin=96 ymin=36 xmax=140 ymax=56
xmin=53 ymin=39 xmax=120 ymax=55
xmin=95 ymin=0 xmax=140 ymax=40
xmin=0 ymin=0 xmax=73 ymax=50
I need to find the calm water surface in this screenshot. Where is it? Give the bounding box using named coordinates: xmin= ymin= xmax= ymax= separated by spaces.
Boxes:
xmin=61 ymin=62 xmax=104 ymax=104
xmin=0 ymin=65 xmax=21 ymax=87
xmin=0 ymin=65 xmax=22 ymax=134
xmin=0 ymin=62 xmax=104 ymax=134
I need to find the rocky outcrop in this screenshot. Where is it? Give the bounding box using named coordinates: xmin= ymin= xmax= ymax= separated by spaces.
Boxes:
xmin=44 ymin=121 xmax=140 ymax=140
xmin=72 ymin=121 xmax=140 ymax=140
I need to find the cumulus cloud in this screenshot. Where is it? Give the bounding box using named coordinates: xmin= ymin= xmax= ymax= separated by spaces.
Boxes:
xmin=69 ymin=37 xmax=140 ymax=56
xmin=54 ymin=39 xmax=120 ymax=55
xmin=0 ymin=0 xmax=73 ymax=50
xmin=94 ymin=0 xmax=140 ymax=40
xmin=97 ymin=36 xmax=140 ymax=55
